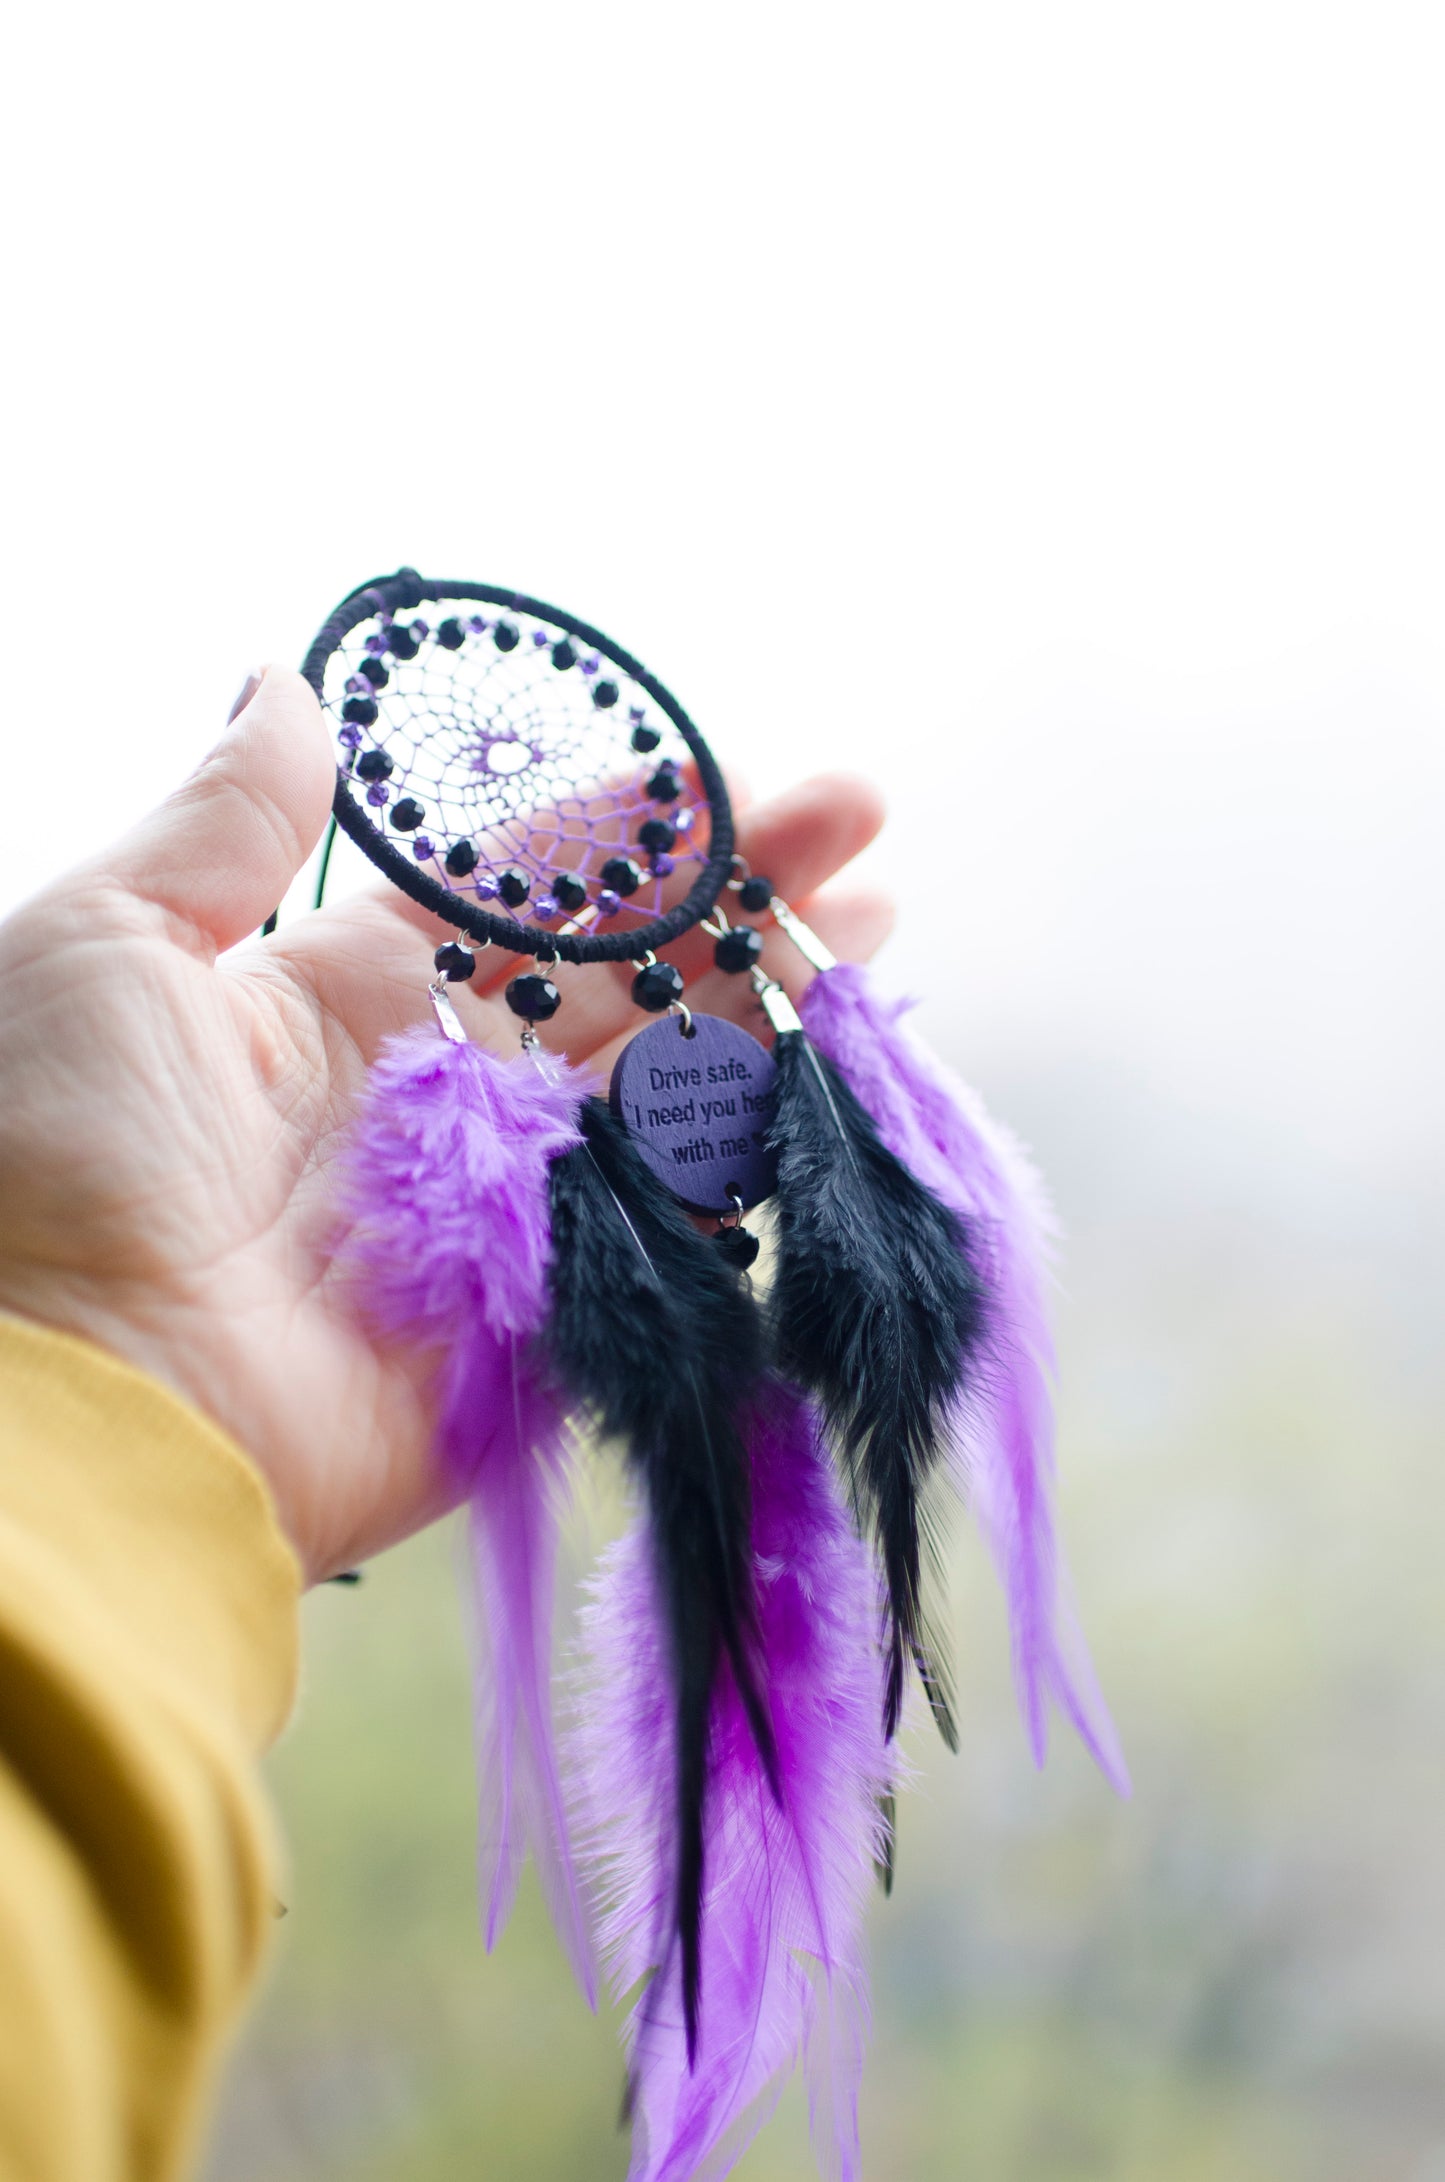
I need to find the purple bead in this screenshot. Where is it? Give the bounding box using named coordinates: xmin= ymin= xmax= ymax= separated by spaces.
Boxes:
xmin=338 ymin=724 xmax=362 ymax=749
xmin=476 ymin=875 xmax=499 ymax=901
xmin=597 ymin=888 xmax=621 ymax=916
xmin=345 ymin=673 xmax=368 ymax=695
xmin=411 ymin=618 xmax=429 ymax=640
xmin=412 ymin=836 xmax=435 ymax=861
xmin=535 ymin=894 xmax=560 ymax=919
xmin=582 ymin=654 xmax=599 ymax=676
xmin=532 ymin=628 xmax=549 ymax=647
xmin=468 ymin=613 xmax=488 ymax=633
xmin=366 ymin=781 xmax=389 ymax=807
xmin=629 ymin=705 xmax=645 ymax=723
xmin=674 ymin=807 xmax=696 ymax=834
xmin=365 ymin=632 xmax=387 ymax=654
xmin=651 ymin=852 xmax=675 ymax=877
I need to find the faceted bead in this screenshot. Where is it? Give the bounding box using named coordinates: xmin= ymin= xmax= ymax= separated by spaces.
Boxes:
xmin=388 ymin=625 xmax=420 ymax=662
xmin=629 ymin=706 xmax=646 ymax=722
xmin=632 ymin=959 xmax=685 ymax=1012
xmin=345 ymin=674 xmax=368 ymax=695
xmin=651 ymin=852 xmax=675 ymax=877
xmin=630 ymin=723 xmax=661 ymax=753
xmin=600 ymin=856 xmax=641 ymax=897
xmin=355 ymin=748 xmax=393 ymax=781
xmin=434 ymin=941 xmax=476 ymax=981
xmin=390 ymin=797 xmax=425 ymax=831
xmin=364 ymin=632 xmax=388 ymax=654
xmin=359 ymin=656 xmax=389 ymax=689
xmin=551 ymin=872 xmax=587 ymax=912
xmin=592 ymin=678 xmax=619 ymax=708
xmin=647 ymin=766 xmax=681 ymax=801
xmin=497 ymin=868 xmax=531 ymax=908
xmin=715 ymin=924 xmax=764 ymax=974
xmin=338 ymin=724 xmax=362 ymax=750
xmin=444 ymin=839 xmax=478 ymax=876
xmin=582 ymin=654 xmax=600 ymax=676
xmin=532 ymin=629 xmax=549 ymax=646
xmin=596 ymin=888 xmax=621 ymax=916
xmin=342 ymin=694 xmax=379 ymax=727
xmin=714 ymin=1223 xmax=761 ymax=1271
xmin=413 ymin=836 xmax=435 ymax=861
xmin=476 ymin=875 xmax=500 ymax=900
xmin=535 ymin=894 xmax=559 ymax=919
xmin=674 ymin=807 xmax=696 ymax=833
xmin=435 ymin=617 xmax=466 ymax=650
xmin=738 ymin=874 xmax=774 ymax=913
xmin=493 ymin=620 xmax=520 ymax=652
xmin=411 ymin=619 xmax=430 ymax=641
xmin=506 ymin=972 xmax=562 ymax=1022
xmin=468 ymin=613 xmax=488 ymax=633
xmin=366 ymin=782 xmax=389 ymax=806
xmin=551 ymin=638 xmax=577 ymax=671
xmin=638 ymin=817 xmax=676 ymax=855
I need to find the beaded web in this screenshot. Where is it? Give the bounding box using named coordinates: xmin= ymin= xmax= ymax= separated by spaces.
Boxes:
xmin=319 ymin=600 xmax=709 ymax=941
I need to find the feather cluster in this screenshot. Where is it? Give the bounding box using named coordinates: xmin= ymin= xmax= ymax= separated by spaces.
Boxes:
xmin=547 ymin=1098 xmax=776 ymax=2054
xmin=332 ymin=1031 xmax=599 ymax=1994
xmin=575 ymin=1382 xmax=892 ymax=2182
xmin=799 ymin=963 xmax=1129 ymax=1794
xmin=766 ymin=1027 xmax=988 ymax=1743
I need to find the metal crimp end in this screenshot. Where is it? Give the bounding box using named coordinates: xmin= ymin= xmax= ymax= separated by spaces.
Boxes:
xmin=768 ymin=895 xmax=837 ymax=974
xmin=751 ymin=969 xmax=804 ymax=1036
xmin=428 ymin=977 xmax=471 ymax=1045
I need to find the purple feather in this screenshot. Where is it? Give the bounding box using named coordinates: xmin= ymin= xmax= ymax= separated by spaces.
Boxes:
xmin=799 ymin=964 xmax=1129 ymax=1796
xmin=575 ymin=1383 xmax=890 ymax=2182
xmin=334 ymin=1030 xmax=601 ymax=1997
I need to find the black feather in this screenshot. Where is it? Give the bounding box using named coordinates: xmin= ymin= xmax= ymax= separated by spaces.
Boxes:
xmin=547 ymin=1097 xmax=776 ymax=2058
xmin=767 ymin=1029 xmax=987 ymax=1742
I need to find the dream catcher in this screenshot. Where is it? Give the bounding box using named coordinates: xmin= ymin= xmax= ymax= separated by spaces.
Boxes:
xmin=303 ymin=567 xmax=1127 ymax=2182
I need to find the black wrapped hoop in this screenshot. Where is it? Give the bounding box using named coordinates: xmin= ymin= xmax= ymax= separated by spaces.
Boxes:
xmin=302 ymin=567 xmax=735 ymax=966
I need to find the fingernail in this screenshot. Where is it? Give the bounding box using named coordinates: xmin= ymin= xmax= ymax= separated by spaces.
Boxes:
xmin=227 ymin=670 xmax=263 ymax=724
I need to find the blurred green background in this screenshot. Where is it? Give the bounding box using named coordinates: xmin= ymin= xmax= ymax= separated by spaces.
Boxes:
xmin=205 ymin=1051 xmax=1445 ymax=2182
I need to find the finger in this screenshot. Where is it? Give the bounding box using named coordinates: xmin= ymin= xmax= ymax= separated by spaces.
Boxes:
xmin=97 ymin=667 xmax=335 ymax=952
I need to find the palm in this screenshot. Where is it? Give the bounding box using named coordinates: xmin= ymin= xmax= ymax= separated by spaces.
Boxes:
xmin=0 ymin=670 xmax=888 ymax=1581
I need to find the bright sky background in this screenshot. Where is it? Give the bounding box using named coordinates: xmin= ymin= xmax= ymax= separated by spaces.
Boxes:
xmin=2 ymin=2 xmax=1440 ymax=1208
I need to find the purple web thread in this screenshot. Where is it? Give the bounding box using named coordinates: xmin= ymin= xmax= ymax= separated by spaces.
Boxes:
xmin=321 ymin=610 xmax=710 ymax=932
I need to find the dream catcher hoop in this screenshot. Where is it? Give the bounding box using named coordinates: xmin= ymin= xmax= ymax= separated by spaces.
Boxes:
xmin=308 ymin=567 xmax=1129 ymax=2182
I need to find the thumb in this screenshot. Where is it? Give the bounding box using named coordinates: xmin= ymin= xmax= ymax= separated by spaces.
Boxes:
xmin=97 ymin=667 xmax=336 ymax=950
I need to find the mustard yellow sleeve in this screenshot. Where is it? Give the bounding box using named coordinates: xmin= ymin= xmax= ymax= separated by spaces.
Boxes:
xmin=0 ymin=1317 xmax=302 ymax=2182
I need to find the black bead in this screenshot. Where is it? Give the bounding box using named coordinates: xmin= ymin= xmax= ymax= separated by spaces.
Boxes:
xmin=631 ymin=959 xmax=685 ymax=1012
xmin=600 ymin=855 xmax=641 ymax=897
xmin=637 ymin=816 xmax=676 ymax=855
xmin=551 ymin=639 xmax=577 ymax=671
xmin=390 ymin=796 xmax=425 ymax=832
xmin=505 ymin=973 xmax=562 ymax=1022
xmin=341 ymin=694 xmax=378 ymax=727
xmin=493 ymin=620 xmax=520 ymax=652
xmin=551 ymin=872 xmax=587 ymax=913
xmin=355 ymin=748 xmax=393 ymax=782
xmin=647 ymin=766 xmax=681 ymax=801
xmin=714 ymin=1224 xmax=761 ymax=1272
xmin=497 ymin=868 xmax=531 ymax=908
xmin=358 ymin=656 xmax=389 ymax=689
xmin=738 ymin=874 xmax=774 ymax=913
xmin=714 ymin=924 xmax=764 ymax=975
xmin=388 ymin=624 xmax=420 ymax=662
xmin=434 ymin=941 xmax=476 ymax=982
xmin=444 ymin=839 xmax=478 ymax=876
xmin=630 ymin=723 xmax=662 ymax=753
xmin=592 ymin=678 xmax=619 ymax=708
xmin=435 ymin=616 xmax=466 ymax=650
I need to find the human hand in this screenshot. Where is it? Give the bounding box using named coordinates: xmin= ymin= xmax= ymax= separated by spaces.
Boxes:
xmin=0 ymin=669 xmax=891 ymax=1581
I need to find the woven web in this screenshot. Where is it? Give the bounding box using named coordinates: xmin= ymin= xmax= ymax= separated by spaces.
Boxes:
xmin=320 ymin=600 xmax=709 ymax=933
